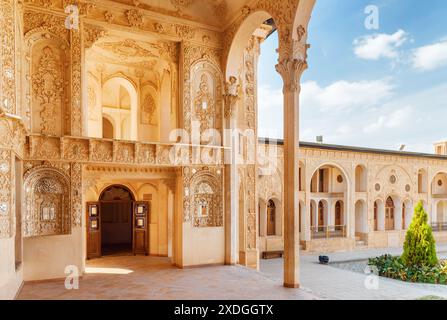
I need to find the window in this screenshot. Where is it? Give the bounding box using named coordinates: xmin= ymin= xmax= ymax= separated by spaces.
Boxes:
xmin=319 ymin=169 xmax=325 ymax=193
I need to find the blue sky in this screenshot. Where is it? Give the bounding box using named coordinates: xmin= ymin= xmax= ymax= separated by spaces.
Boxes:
xmin=258 ymin=0 xmax=447 ymax=153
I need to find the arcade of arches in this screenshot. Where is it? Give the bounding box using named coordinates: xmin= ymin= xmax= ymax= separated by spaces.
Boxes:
xmin=2 ymin=0 xmax=447 ymax=300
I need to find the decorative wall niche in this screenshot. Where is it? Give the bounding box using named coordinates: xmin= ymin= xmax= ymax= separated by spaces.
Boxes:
xmin=23 ymin=166 xmax=71 ymax=237
xmin=190 ymin=61 xmax=222 ymax=143
xmin=26 ymin=32 xmax=70 ymax=137
xmin=189 ymin=171 xmax=222 ymax=227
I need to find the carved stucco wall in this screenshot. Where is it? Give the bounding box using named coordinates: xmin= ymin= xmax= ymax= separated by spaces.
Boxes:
xmin=182 ymin=43 xmax=223 ymax=141
xmin=23 ymin=161 xmax=83 ymax=237
xmin=23 ymin=166 xmax=71 ymax=236
xmin=182 ymin=166 xmax=223 ymax=227
xmin=23 ymin=9 xmax=82 ymax=136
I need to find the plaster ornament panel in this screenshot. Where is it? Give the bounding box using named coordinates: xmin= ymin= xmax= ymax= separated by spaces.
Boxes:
xmin=156 ymin=145 xmax=172 ymax=165
xmin=191 ymin=172 xmax=223 ymax=227
xmin=97 ymin=39 xmax=158 ymax=60
xmin=0 ymin=118 xmax=14 ymax=150
xmin=84 ymin=24 xmax=108 ymax=49
xmin=23 ymin=10 xmax=68 ymax=40
xmin=63 ymin=138 xmax=89 ymax=161
xmin=90 ymin=140 xmax=113 ymax=162
xmin=71 ymin=28 xmax=82 ymax=136
xmin=114 ymin=142 xmax=135 ymax=163
xmin=31 ymin=44 xmax=66 ymax=136
xmin=182 ymin=43 xmax=222 ymax=135
xmin=141 ymin=93 xmax=157 ymax=125
xmin=70 ymin=162 xmax=82 ymax=227
xmin=29 ymin=135 xmax=61 ymax=160
xmin=182 ymin=166 xmax=223 ymax=225
xmin=23 ymin=166 xmax=71 ymax=237
xmin=1 ymin=0 xmax=16 ymax=115
xmin=170 ymin=0 xmax=194 ymax=8
xmin=136 ymin=144 xmax=156 ymax=164
xmin=126 ymin=8 xmax=144 ymax=27
xmin=190 ymin=61 xmax=223 ymax=139
xmin=0 ymin=149 xmax=12 ymax=238
xmin=175 ymin=25 xmax=195 ymax=40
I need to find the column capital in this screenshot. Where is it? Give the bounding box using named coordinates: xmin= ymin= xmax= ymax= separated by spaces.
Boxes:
xmin=275 ymin=58 xmax=308 ymax=93
xmin=223 ymin=76 xmax=241 ymax=119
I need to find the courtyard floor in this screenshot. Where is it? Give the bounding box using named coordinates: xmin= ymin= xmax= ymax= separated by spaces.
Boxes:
xmin=17 ymin=244 xmax=447 ymax=300
xmin=17 ymin=255 xmax=317 ymax=300
xmin=260 ymin=244 xmax=447 ymax=300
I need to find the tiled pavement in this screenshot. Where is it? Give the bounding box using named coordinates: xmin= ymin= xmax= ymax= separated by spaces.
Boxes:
xmin=260 ymin=244 xmax=447 ymax=300
xmin=17 ymin=255 xmax=318 ymax=300
xmin=17 ymin=244 xmax=447 ymax=300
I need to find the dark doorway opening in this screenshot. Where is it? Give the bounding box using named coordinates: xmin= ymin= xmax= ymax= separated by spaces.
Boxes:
xmin=99 ymin=185 xmax=134 ymax=256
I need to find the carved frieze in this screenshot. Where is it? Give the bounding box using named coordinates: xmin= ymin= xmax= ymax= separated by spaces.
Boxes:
xmin=62 ymin=138 xmax=89 ymax=161
xmin=90 ymin=140 xmax=113 ymax=162
xmin=136 ymin=144 xmax=156 ymax=164
xmin=114 ymin=142 xmax=135 ymax=163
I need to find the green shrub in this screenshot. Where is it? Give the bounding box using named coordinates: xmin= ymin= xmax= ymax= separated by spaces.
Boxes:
xmin=401 ymin=201 xmax=438 ymax=267
xmin=368 ymin=255 xmax=447 ymax=284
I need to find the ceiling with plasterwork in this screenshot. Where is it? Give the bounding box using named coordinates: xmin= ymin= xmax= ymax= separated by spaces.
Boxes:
xmin=109 ymin=0 xmax=249 ymax=28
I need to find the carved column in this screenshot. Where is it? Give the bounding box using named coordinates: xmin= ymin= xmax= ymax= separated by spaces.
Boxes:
xmin=276 ymin=57 xmax=307 ymax=288
xmin=223 ymin=77 xmax=240 ymax=265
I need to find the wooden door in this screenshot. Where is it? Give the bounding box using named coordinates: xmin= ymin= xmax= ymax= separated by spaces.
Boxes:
xmin=385 ymin=197 xmax=395 ymax=231
xmin=133 ymin=201 xmax=149 ymax=255
xmin=267 ymin=200 xmax=276 ymax=236
xmin=87 ymin=202 xmax=101 ymax=259
xmin=402 ymin=205 xmax=406 ymax=229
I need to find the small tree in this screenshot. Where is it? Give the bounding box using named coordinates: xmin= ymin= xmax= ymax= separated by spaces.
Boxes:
xmin=401 ymin=201 xmax=438 ymax=267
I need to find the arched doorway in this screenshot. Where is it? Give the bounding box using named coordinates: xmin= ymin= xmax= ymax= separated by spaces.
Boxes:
xmin=99 ymin=185 xmax=134 ymax=256
xmin=374 ymin=201 xmax=378 ymax=231
xmin=86 ymin=185 xmax=149 ymax=259
xmin=385 ymin=197 xmax=395 ymax=231
xmin=267 ymin=200 xmax=276 ymax=236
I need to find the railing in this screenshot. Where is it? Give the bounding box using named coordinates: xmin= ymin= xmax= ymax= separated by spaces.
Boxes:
xmin=311 ymin=225 xmax=347 ymax=239
xmin=431 ymin=223 xmax=447 ymax=232
xmin=25 ymin=134 xmax=229 ymax=166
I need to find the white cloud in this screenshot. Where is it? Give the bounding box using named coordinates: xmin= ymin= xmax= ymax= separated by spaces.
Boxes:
xmin=412 ymin=39 xmax=447 ymax=71
xmin=300 ymin=79 xmax=394 ymax=112
xmin=363 ymin=106 xmax=413 ymax=134
xmin=258 ymin=84 xmax=283 ymax=138
xmin=353 ymin=29 xmax=408 ymax=60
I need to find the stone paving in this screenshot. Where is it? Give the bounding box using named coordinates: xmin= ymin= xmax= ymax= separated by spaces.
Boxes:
xmin=17 ymin=245 xmax=447 ymax=300
xmin=17 ymin=255 xmax=318 ymax=300
xmin=260 ymin=244 xmax=447 ymax=300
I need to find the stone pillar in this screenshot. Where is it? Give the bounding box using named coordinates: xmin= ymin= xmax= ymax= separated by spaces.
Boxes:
xmin=223 ymin=78 xmax=240 ymax=265
xmin=276 ymin=58 xmax=307 ymax=288
xmin=304 ymin=196 xmax=311 ymax=241
xmin=162 ymin=179 xmax=176 ymax=260
xmin=395 ymin=203 xmax=403 ymax=230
